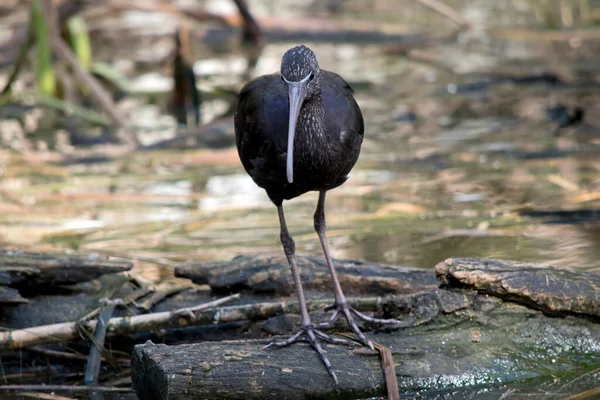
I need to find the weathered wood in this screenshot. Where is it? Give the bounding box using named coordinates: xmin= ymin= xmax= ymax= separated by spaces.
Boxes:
xmin=0 ymin=250 xmax=132 ymax=286
xmin=0 ymin=285 xmax=27 ymax=304
xmin=0 ymin=294 xmax=397 ymax=350
xmin=0 ymin=266 xmax=39 ymax=285
xmin=132 ymin=289 xmax=600 ymax=399
xmin=436 ymin=257 xmax=600 ymax=318
xmin=0 ymin=294 xmax=240 ymax=350
xmin=175 ymin=254 xmax=438 ymax=295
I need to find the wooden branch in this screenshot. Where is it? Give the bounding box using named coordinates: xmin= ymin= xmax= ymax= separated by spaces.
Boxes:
xmin=175 ymin=254 xmax=438 ymax=296
xmin=0 ymin=293 xmax=241 ymax=350
xmin=84 ymin=300 xmax=117 ymax=385
xmin=0 ymin=294 xmax=398 ymax=350
xmin=50 ymin=36 xmax=138 ymax=145
xmin=137 ymin=284 xmax=191 ymax=312
xmin=16 ymin=392 xmax=76 ymax=400
xmin=0 ymin=385 xmax=133 ymax=394
xmin=436 ymin=257 xmax=600 ymax=317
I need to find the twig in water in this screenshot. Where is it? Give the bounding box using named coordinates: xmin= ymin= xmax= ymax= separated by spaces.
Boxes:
xmin=138 ymin=284 xmax=192 ymax=311
xmin=84 ymin=300 xmax=119 ymax=386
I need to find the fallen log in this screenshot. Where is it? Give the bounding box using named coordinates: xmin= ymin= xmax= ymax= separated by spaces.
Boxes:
xmin=133 ymin=258 xmax=600 ymax=399
xmin=175 ymin=254 xmax=438 ymax=296
xmin=0 ymin=250 xmax=132 ymax=286
xmin=132 ymin=287 xmax=600 ymax=399
xmin=0 ymin=285 xmax=27 ymax=304
xmin=436 ymin=257 xmax=600 ymax=318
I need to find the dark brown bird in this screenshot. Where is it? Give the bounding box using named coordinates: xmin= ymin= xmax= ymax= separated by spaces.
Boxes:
xmin=235 ymin=45 xmax=398 ymax=382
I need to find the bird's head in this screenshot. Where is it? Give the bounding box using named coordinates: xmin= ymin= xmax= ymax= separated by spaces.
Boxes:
xmin=280 ymin=45 xmax=321 ymax=183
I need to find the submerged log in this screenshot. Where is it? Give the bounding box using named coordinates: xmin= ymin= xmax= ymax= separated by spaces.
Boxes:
xmin=0 ymin=250 xmax=133 ymax=286
xmin=175 ymin=254 xmax=438 ymax=295
xmin=133 ymin=258 xmax=600 ymax=399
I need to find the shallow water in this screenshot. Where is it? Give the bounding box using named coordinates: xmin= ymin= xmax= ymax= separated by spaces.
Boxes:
xmin=1 ymin=0 xmax=600 ymax=283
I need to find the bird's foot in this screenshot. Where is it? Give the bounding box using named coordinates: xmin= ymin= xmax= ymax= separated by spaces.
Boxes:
xmin=316 ymin=303 xmax=400 ymax=350
xmin=264 ymin=324 xmax=359 ymax=384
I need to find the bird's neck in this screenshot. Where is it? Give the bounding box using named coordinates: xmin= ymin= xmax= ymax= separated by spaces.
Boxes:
xmin=298 ymin=95 xmax=325 ymax=139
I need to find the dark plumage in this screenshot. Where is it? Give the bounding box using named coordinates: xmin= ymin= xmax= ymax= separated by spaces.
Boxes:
xmin=236 ymin=51 xmax=363 ymax=203
xmin=235 ymin=45 xmax=398 ymax=383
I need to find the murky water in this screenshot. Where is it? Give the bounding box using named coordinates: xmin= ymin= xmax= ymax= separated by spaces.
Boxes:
xmin=1 ymin=0 xmax=600 ymax=283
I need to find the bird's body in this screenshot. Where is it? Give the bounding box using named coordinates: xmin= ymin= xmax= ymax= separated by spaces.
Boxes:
xmin=235 ymin=70 xmax=363 ymax=203
xmin=234 ymin=45 xmax=397 ymax=383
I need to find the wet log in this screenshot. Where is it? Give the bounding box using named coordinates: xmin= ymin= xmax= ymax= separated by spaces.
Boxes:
xmin=436 ymin=257 xmax=600 ymax=318
xmin=132 ymin=288 xmax=600 ymax=399
xmin=175 ymin=254 xmax=438 ymax=296
xmin=0 ymin=250 xmax=132 ymax=286
xmin=0 ymin=266 xmax=38 ymax=285
xmin=133 ymin=258 xmax=600 ymax=399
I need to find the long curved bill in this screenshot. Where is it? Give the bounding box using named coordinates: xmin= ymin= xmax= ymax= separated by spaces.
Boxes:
xmin=285 ymin=80 xmax=308 ymax=184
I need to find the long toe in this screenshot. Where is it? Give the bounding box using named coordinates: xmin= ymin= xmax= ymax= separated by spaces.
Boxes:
xmin=319 ymin=303 xmax=400 ymax=349
xmin=264 ymin=325 xmax=342 ymax=384
xmin=351 ymin=308 xmax=401 ymax=325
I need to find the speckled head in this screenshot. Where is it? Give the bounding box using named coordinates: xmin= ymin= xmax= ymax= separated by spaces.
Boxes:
xmin=280 ymin=45 xmax=320 ymax=83
xmin=280 ymin=45 xmax=322 ymax=185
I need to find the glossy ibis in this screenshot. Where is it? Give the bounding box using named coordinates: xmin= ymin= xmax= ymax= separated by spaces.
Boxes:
xmin=235 ymin=45 xmax=399 ymax=382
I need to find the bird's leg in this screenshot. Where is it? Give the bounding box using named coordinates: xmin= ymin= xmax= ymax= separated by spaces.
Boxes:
xmin=313 ymin=191 xmax=400 ymax=349
xmin=264 ymin=204 xmax=357 ymax=384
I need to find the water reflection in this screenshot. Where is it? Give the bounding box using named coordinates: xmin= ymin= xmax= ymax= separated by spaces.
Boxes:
xmin=199 ymin=174 xmax=270 ymax=211
xmin=2 ymin=0 xmax=600 ymax=279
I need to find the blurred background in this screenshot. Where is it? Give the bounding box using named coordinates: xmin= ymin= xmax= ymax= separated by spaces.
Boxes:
xmin=1 ymin=0 xmax=600 ymax=285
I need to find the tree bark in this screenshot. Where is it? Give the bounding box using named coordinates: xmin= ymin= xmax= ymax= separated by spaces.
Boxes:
xmin=132 ymin=287 xmax=600 ymax=399
xmin=133 ymin=258 xmax=600 ymax=400
xmin=436 ymin=257 xmax=600 ymax=317
xmin=0 ymin=250 xmax=132 ymax=286
xmin=175 ymin=254 xmax=438 ymax=296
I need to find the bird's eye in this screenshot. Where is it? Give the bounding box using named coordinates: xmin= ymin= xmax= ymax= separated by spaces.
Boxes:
xmin=308 ymin=72 xmax=314 ymax=81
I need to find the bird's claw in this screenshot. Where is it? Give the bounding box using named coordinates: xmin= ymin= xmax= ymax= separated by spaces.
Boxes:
xmin=264 ymin=325 xmax=359 ymax=384
xmin=317 ymin=303 xmax=400 ymax=350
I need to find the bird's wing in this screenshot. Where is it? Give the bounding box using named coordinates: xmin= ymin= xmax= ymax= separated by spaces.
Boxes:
xmin=320 ymin=71 xmax=364 ymax=147
xmin=235 ymin=74 xmax=288 ymax=185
